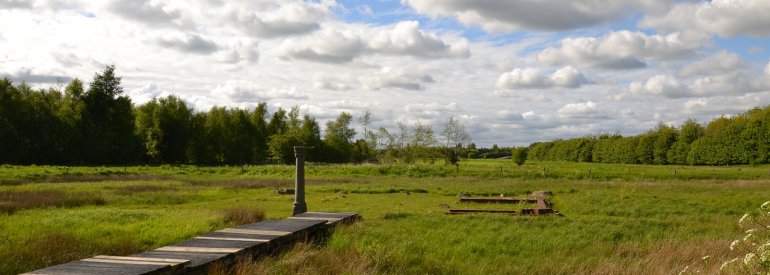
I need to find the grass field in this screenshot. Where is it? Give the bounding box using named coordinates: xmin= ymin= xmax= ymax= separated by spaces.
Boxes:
xmin=2 ymin=160 xmax=769 ymax=274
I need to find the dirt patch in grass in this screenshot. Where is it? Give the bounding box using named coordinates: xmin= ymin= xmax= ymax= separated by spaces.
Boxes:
xmin=221 ymin=206 xmax=266 ymax=225
xmin=105 ymin=185 xmax=179 ymax=195
xmin=0 ymin=190 xmax=105 ymax=214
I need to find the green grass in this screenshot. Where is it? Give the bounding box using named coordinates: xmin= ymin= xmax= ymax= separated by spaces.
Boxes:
xmin=1 ymin=160 xmax=768 ymax=274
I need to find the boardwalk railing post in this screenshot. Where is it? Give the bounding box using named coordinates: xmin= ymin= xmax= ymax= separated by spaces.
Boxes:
xmin=293 ymin=146 xmax=307 ymax=215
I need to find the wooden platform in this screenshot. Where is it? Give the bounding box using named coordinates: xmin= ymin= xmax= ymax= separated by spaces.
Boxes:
xmin=24 ymin=212 xmax=359 ymax=275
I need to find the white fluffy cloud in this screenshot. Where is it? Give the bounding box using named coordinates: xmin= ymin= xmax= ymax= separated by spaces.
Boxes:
xmin=403 ymin=0 xmax=668 ymax=32
xmin=155 ymin=32 xmax=218 ymax=55
xmin=628 ymin=52 xmax=769 ymax=98
xmin=368 ymin=21 xmax=470 ymax=59
xmin=679 ymin=51 xmax=748 ymax=77
xmin=360 ymin=67 xmax=435 ymax=91
xmin=557 ymin=101 xmax=606 ymax=119
xmin=109 ymin=0 xmax=182 ymax=27
xmin=279 ymin=21 xmax=469 ymax=63
xmin=629 ymin=75 xmax=689 ymax=98
xmin=0 ymin=0 xmax=32 ymax=9
xmin=228 ymin=1 xmax=332 ymax=38
xmin=538 ymin=30 xmax=698 ymax=69
xmin=217 ymin=40 xmax=259 ymax=64
xmin=640 ymin=0 xmax=770 ymax=37
xmin=404 ymin=102 xmax=459 ymax=116
xmin=2 ymin=68 xmax=72 ymax=84
xmin=212 ymin=81 xmax=308 ymax=103
xmin=279 ymin=29 xmax=366 ymax=63
xmin=313 ymin=80 xmax=350 ymax=91
xmin=495 ymin=66 xmax=589 ymax=89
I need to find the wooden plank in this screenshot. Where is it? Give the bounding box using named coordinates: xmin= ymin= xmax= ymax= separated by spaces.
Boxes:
xmin=24 ymin=260 xmax=167 ymax=275
xmin=195 ymin=236 xmax=270 ymax=242
xmin=81 ymin=258 xmax=174 ymax=266
xmin=91 ymin=255 xmax=190 ymax=264
xmin=133 ymin=251 xmax=225 ymax=268
xmin=26 ymin=212 xmax=359 ymax=275
xmin=448 ymin=209 xmax=517 ymax=214
xmin=155 ymin=246 xmax=241 ymax=253
xmin=217 ymin=228 xmax=292 ymax=236
xmin=287 ymin=216 xmax=342 ymax=222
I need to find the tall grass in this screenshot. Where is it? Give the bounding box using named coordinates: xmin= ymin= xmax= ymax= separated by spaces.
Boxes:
xmin=221 ymin=206 xmax=266 ymax=225
xmin=0 ymin=190 xmax=105 ymax=214
xmin=2 ymin=161 xmax=769 ymax=273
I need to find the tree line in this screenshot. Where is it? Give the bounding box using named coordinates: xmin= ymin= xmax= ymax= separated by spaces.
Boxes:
xmin=520 ymin=105 xmax=770 ymax=165
xmin=0 ymin=66 xmax=473 ymax=165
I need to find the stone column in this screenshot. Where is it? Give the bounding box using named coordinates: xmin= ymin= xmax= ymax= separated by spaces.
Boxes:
xmin=292 ymin=146 xmax=307 ymax=215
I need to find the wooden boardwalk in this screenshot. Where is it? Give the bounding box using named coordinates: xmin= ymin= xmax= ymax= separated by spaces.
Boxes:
xmin=25 ymin=212 xmax=359 ymax=275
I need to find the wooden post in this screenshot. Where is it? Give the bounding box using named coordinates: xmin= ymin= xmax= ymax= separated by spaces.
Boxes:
xmin=588 ymin=168 xmax=592 ymax=177
xmin=293 ymin=146 xmax=307 ymax=215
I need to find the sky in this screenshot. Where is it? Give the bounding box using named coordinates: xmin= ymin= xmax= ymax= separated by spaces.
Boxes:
xmin=2 ymin=0 xmax=770 ymax=147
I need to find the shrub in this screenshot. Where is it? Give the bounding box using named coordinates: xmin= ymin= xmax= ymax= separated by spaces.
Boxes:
xmin=511 ymin=147 xmax=528 ymax=166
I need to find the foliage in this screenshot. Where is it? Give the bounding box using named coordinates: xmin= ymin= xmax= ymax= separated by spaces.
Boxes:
xmin=526 ymin=106 xmax=770 ymax=166
xmin=322 ymin=112 xmax=356 ymax=163
xmin=7 ymin=66 xmax=770 ymax=167
xmin=719 ymin=201 xmax=770 ymax=273
xmin=511 ymin=147 xmax=528 ymax=166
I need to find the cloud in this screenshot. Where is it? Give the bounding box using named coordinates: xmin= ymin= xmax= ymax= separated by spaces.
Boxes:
xmin=2 ymin=68 xmax=72 ymax=84
xmin=0 ymin=0 xmax=33 ymax=9
xmin=557 ymin=101 xmax=606 ymax=119
xmin=368 ymin=21 xmax=470 ymax=59
xmin=128 ymin=83 xmax=168 ymax=105
xmin=109 ymin=0 xmax=181 ymax=27
xmin=320 ymin=99 xmax=378 ymax=109
xmin=313 ymin=78 xmax=351 ymax=91
xmin=212 ymin=81 xmax=257 ymax=103
xmin=679 ymin=51 xmax=748 ymax=77
xmin=217 ymin=41 xmax=259 ymax=64
xmin=640 ymin=0 xmax=770 ymax=38
xmin=212 ymin=81 xmax=308 ymax=103
xmin=404 ymin=102 xmax=459 ymax=117
xmin=360 ymin=67 xmax=434 ymax=91
xmin=495 ymin=66 xmax=589 ymax=90
xmin=496 ymin=110 xmax=525 ymax=121
xmin=765 ymin=62 xmax=770 ymax=76
xmin=403 ymin=0 xmax=667 ymax=32
xmin=629 ymin=75 xmax=689 ymax=98
xmin=279 ymin=29 xmax=366 ymax=63
xmin=538 ymin=30 xmax=697 ymax=69
xmin=155 ymin=33 xmax=219 ymax=55
xmin=627 ymin=52 xmax=769 ymax=98
xmin=230 ymin=1 xmax=331 ymax=38
xmin=279 ymin=21 xmax=469 ymax=63
xmin=681 ymin=95 xmax=766 ymax=116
